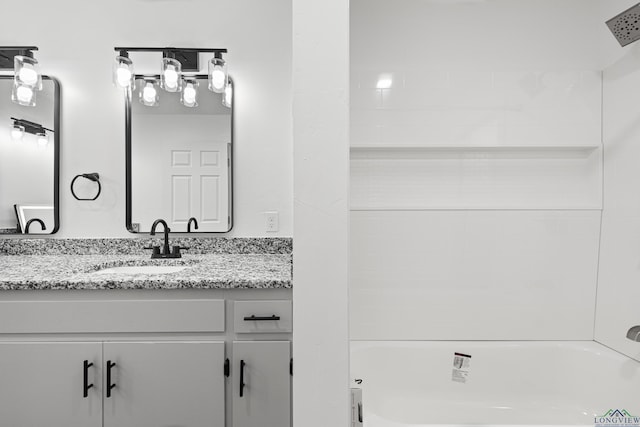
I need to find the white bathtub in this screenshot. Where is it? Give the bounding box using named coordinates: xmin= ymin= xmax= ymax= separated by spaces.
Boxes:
xmin=350 ymin=341 xmax=640 ymax=426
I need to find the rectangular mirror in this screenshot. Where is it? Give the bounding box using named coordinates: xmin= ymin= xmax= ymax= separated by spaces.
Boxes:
xmin=126 ymin=75 xmax=233 ymax=233
xmin=0 ymin=76 xmax=59 ymax=235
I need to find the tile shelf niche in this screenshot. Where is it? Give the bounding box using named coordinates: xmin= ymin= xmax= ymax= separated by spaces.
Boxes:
xmin=350 ymin=144 xmax=603 ymax=211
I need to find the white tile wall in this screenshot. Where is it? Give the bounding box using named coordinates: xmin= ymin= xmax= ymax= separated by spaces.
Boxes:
xmin=596 ymin=44 xmax=640 ymax=362
xmin=351 ymin=69 xmax=602 ymax=148
xmin=350 ymin=210 xmax=601 ymax=340
xmin=349 ymin=0 xmax=609 ymax=341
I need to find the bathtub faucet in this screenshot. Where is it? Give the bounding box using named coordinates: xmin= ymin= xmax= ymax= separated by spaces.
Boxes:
xmin=626 ymin=326 xmax=640 ymax=341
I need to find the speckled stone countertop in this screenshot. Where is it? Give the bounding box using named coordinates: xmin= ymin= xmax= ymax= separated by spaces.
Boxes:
xmin=0 ymin=238 xmax=292 ymax=290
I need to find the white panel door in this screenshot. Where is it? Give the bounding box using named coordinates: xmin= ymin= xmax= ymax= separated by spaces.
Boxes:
xmin=104 ymin=341 xmax=225 ymax=427
xmin=167 ymin=142 xmax=230 ymax=232
xmin=232 ymin=341 xmax=291 ymax=427
xmin=0 ymin=342 xmax=102 ymax=427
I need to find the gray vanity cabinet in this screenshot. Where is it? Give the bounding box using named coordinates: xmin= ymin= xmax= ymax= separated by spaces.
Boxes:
xmin=232 ymin=341 xmax=291 ymax=427
xmin=0 ymin=341 xmax=225 ymax=427
xmin=0 ymin=342 xmax=103 ymax=427
xmin=103 ymin=341 xmax=225 ymax=427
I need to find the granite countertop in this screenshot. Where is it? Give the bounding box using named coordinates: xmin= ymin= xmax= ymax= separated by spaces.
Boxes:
xmin=0 ymin=238 xmax=292 ymax=291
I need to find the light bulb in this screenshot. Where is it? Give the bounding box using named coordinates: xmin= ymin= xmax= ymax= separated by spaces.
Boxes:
xmin=140 ymin=81 xmax=158 ymax=107
xmin=181 ymin=78 xmax=198 ymax=107
xmin=116 ymin=67 xmax=132 ymax=88
xmin=184 ymin=86 xmax=196 ymax=102
xmin=223 ymin=81 xmax=232 ymax=108
xmin=210 ymin=69 xmax=225 ymax=91
xmin=36 ymin=132 xmax=48 ymax=148
xmin=16 ymin=86 xmax=34 ymax=104
xmin=11 ymin=125 xmax=24 ymax=141
xmin=18 ymin=66 xmax=38 ymax=86
xmin=142 ymin=83 xmax=157 ymax=104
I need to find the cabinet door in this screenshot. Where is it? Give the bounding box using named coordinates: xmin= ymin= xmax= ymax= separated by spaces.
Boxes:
xmin=0 ymin=341 xmax=102 ymax=427
xmin=232 ymin=341 xmax=291 ymax=427
xmin=103 ymin=340 xmax=225 ymax=427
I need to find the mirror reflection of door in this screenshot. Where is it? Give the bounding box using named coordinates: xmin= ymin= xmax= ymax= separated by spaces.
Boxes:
xmin=0 ymin=77 xmax=58 ymax=235
xmin=168 ymin=143 xmax=230 ymax=232
xmin=130 ymin=76 xmax=232 ymax=233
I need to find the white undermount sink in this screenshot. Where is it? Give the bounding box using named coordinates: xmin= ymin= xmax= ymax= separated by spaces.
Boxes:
xmin=91 ymin=265 xmax=189 ymax=275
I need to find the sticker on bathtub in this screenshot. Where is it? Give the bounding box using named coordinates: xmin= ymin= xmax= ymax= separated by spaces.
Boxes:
xmin=452 ymin=352 xmax=471 ymax=383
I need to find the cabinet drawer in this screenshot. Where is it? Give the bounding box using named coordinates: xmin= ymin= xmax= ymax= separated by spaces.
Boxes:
xmin=0 ymin=299 xmax=225 ymax=334
xmin=233 ymin=300 xmax=292 ymax=333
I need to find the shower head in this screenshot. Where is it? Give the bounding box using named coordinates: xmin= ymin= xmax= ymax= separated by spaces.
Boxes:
xmin=606 ymin=2 xmax=640 ymax=47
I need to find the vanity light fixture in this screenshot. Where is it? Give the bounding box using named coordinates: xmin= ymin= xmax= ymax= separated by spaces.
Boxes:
xmin=208 ymin=52 xmax=227 ymax=93
xmin=0 ymin=47 xmax=42 ymax=107
xmin=181 ymin=77 xmax=198 ymax=107
xmin=113 ymin=47 xmax=228 ymax=107
xmin=139 ymin=79 xmax=160 ymax=107
xmin=10 ymin=117 xmax=52 ymax=145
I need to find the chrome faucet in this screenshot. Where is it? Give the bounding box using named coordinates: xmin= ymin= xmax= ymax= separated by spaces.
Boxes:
xmin=146 ymin=219 xmax=188 ymax=259
xmin=627 ymin=326 xmax=640 ymax=342
xmin=187 ymin=217 xmax=199 ymax=233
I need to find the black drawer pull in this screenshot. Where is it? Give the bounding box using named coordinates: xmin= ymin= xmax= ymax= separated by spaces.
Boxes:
xmin=106 ymin=360 xmax=116 ymax=398
xmin=243 ymin=315 xmax=280 ymax=321
xmin=83 ymin=360 xmax=94 ymax=398
xmin=239 ymin=360 xmax=246 ymax=397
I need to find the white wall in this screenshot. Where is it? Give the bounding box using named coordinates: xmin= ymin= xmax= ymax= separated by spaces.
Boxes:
xmin=350 ymin=0 xmax=610 ymax=340
xmin=0 ymin=0 xmax=292 ymax=238
xmin=292 ymin=0 xmax=350 ymax=425
xmin=595 ymin=1 xmax=640 ymax=362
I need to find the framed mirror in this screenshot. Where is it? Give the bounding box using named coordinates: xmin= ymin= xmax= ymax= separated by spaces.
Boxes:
xmin=126 ymin=74 xmax=233 ymax=233
xmin=0 ymin=76 xmax=59 ymax=235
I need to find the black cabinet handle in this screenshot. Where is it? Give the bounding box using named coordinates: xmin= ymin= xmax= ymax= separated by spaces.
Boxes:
xmin=358 ymin=402 xmax=363 ymax=422
xmin=106 ymin=360 xmax=116 ymax=398
xmin=239 ymin=360 xmax=246 ymax=397
xmin=83 ymin=360 xmax=94 ymax=398
xmin=243 ymin=315 xmax=281 ymax=321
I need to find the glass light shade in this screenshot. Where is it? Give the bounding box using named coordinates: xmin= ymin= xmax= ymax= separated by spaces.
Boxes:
xmin=208 ymin=57 xmax=227 ymax=93
xmin=181 ymin=78 xmax=198 ymax=107
xmin=113 ymin=56 xmax=135 ymax=89
xmin=161 ymin=57 xmax=182 ymax=92
xmin=14 ymin=55 xmax=42 ymax=90
xmin=12 ymin=83 xmax=36 ymax=107
xmin=139 ymin=80 xmax=159 ymax=107
xmin=222 ymin=79 xmax=233 ymax=108
xmin=36 ymin=132 xmax=49 ymax=147
xmin=11 ymin=125 xmax=24 ymax=141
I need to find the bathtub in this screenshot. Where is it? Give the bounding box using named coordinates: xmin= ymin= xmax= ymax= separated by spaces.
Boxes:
xmin=350 ymin=341 xmax=640 ymax=426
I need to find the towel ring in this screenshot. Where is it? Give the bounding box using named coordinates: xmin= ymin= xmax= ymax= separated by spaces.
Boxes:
xmin=71 ymin=173 xmax=101 ymax=201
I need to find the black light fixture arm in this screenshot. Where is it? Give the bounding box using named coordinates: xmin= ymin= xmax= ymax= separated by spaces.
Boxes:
xmin=11 ymin=117 xmax=53 ymax=134
xmin=114 ymin=47 xmax=227 ymax=54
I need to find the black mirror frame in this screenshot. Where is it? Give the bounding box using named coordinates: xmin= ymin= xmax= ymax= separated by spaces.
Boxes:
xmin=124 ymin=74 xmax=234 ymax=234
xmin=0 ymin=75 xmax=60 ymax=235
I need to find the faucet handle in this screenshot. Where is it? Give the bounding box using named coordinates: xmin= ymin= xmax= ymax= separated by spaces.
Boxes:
xmin=171 ymin=246 xmax=189 ymax=257
xmin=143 ymin=246 xmax=161 ymax=256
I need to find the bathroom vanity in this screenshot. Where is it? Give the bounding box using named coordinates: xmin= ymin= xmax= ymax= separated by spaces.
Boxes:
xmin=0 ymin=237 xmax=292 ymax=427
